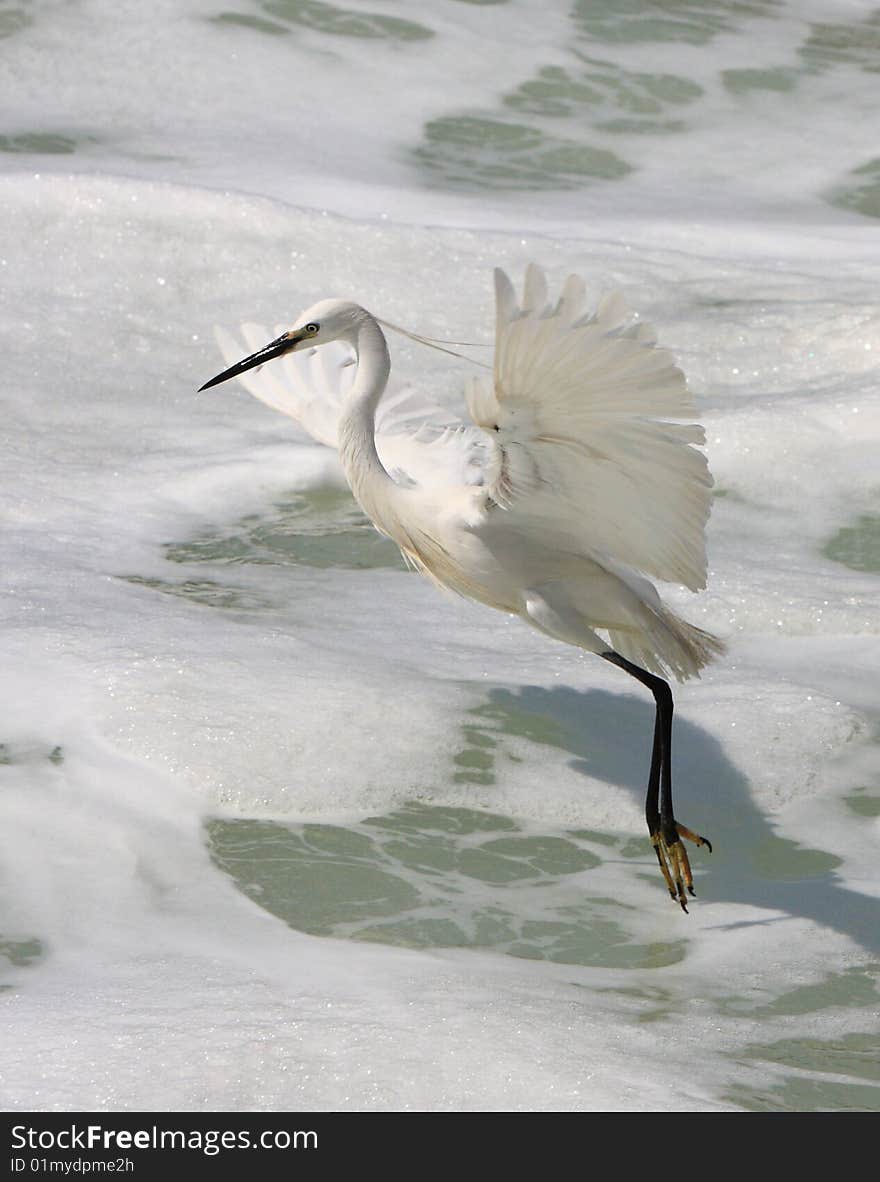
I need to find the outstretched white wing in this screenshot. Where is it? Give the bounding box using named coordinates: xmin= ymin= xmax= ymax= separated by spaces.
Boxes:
xmin=214 ymin=323 xmax=349 ymax=447
xmin=214 ymin=324 xmax=488 ymax=491
xmin=466 ymin=265 xmax=713 ymax=591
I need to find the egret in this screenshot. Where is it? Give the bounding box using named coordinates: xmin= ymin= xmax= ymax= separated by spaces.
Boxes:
xmin=199 ymin=265 xmax=724 ymax=910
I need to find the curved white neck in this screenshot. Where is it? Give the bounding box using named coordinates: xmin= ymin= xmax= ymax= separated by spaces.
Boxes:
xmin=337 ymin=315 xmax=395 ymax=516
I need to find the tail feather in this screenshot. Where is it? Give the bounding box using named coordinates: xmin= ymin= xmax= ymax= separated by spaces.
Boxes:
xmin=607 ymin=608 xmax=725 ymax=683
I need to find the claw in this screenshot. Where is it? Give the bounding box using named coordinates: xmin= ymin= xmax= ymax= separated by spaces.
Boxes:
xmin=651 ymin=833 xmax=677 ymax=899
xmin=676 ymin=823 xmax=712 ymax=854
xmin=650 ymin=822 xmax=712 ymax=911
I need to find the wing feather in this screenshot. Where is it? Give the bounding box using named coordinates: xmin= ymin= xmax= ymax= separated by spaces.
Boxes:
xmin=213 ymin=323 xmax=486 ymax=491
xmin=469 ymin=265 xmax=713 ymax=591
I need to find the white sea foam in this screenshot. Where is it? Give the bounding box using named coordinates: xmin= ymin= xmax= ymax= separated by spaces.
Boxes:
xmin=1 ymin=1 xmax=878 ymax=1112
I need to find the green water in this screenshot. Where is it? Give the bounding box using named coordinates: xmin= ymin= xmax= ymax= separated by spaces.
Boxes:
xmin=0 ymin=937 xmax=44 ymax=970
xmin=164 ymin=487 xmax=406 ymax=572
xmin=725 ymin=1030 xmax=880 ymax=1112
xmin=0 ymin=7 xmax=29 ymax=39
xmin=823 ymin=515 xmax=880 ymax=573
xmin=845 ymin=788 xmax=880 ymax=819
xmin=722 ymin=66 xmax=799 ymax=94
xmin=0 ymin=931 xmax=46 ymax=992
xmin=571 ymin=0 xmax=781 ymax=47
xmin=119 ymin=489 xmax=405 ymax=609
xmin=414 ymin=115 xmax=633 ymax=191
xmin=830 ymin=161 xmax=880 ymax=221
xmin=0 ymin=132 xmax=87 ymax=155
xmin=799 ymin=13 xmax=880 ymax=73
xmin=214 ymin=0 xmax=432 ymax=40
xmin=208 ymin=802 xmax=687 ymax=970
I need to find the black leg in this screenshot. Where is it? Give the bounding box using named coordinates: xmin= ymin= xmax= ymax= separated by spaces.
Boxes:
xmin=645 ymin=705 xmax=662 ymax=840
xmin=602 ymin=650 xmax=711 ymax=911
xmin=601 ymin=650 xmax=670 ymax=829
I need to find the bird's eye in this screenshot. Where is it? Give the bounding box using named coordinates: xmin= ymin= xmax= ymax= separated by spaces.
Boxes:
xmin=305 ymin=323 xmax=319 ymax=335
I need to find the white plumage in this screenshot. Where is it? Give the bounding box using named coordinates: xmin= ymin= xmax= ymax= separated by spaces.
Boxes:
xmin=200 ymin=264 xmax=724 ymax=909
xmin=214 ymin=265 xmax=721 ymax=680
xmin=472 ymin=266 xmax=712 ymax=592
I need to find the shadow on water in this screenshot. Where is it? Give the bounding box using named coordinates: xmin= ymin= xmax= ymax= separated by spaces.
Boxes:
xmin=208 ymin=678 xmax=878 ymax=971
xmin=205 ymin=676 xmax=879 ymax=1108
xmin=474 ymin=683 xmax=880 ymax=954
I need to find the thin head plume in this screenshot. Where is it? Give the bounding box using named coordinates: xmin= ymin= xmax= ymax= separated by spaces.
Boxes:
xmin=376 ymin=317 xmax=492 ymax=370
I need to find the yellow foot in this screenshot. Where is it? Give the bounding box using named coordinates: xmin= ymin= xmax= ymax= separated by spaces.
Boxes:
xmin=651 ymin=824 xmax=712 ymax=913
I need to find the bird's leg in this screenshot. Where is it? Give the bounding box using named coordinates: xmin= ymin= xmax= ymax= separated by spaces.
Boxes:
xmin=602 ymin=651 xmax=711 ymax=911
xmin=643 ymin=703 xmax=676 ymax=898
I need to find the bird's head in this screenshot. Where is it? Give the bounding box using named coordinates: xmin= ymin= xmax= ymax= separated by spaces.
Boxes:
xmin=198 ymin=299 xmax=368 ymax=392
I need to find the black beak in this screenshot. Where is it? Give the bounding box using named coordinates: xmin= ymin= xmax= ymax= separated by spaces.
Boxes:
xmin=198 ymin=331 xmax=300 ymax=392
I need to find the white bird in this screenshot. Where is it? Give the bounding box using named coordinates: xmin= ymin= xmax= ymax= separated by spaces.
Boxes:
xmin=199 ymin=265 xmax=724 ymax=911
